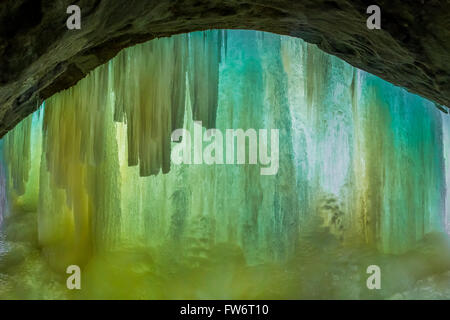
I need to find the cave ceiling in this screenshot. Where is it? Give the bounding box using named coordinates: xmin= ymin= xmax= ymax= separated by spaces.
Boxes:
xmin=0 ymin=0 xmax=449 ymax=137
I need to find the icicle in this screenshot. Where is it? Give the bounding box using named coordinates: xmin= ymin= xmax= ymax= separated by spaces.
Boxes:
xmin=2 ymin=115 xmax=32 ymax=196
xmin=187 ymin=30 xmax=222 ymax=129
xmin=107 ymin=31 xmax=223 ymax=176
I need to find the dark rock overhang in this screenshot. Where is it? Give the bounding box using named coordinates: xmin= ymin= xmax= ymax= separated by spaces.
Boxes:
xmin=0 ymin=0 xmax=449 ymax=137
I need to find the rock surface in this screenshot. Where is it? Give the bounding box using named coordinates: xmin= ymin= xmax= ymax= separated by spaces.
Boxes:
xmin=0 ymin=0 xmax=449 ymax=136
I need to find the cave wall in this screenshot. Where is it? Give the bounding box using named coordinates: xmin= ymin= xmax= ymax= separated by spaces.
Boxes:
xmin=0 ymin=0 xmax=449 ymax=137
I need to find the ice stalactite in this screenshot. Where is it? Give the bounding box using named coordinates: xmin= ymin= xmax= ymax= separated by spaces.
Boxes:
xmin=0 ymin=30 xmax=449 ymax=284
xmin=1 ymin=111 xmax=42 ymax=213
xmin=2 ymin=115 xmax=32 ymax=198
xmin=110 ymin=30 xmax=224 ymax=176
xmin=0 ymin=161 xmax=6 ymax=227
xmin=443 ymin=115 xmax=450 ymax=234
xmin=355 ymin=74 xmax=445 ymax=253
xmin=280 ymin=34 xmax=447 ymax=253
